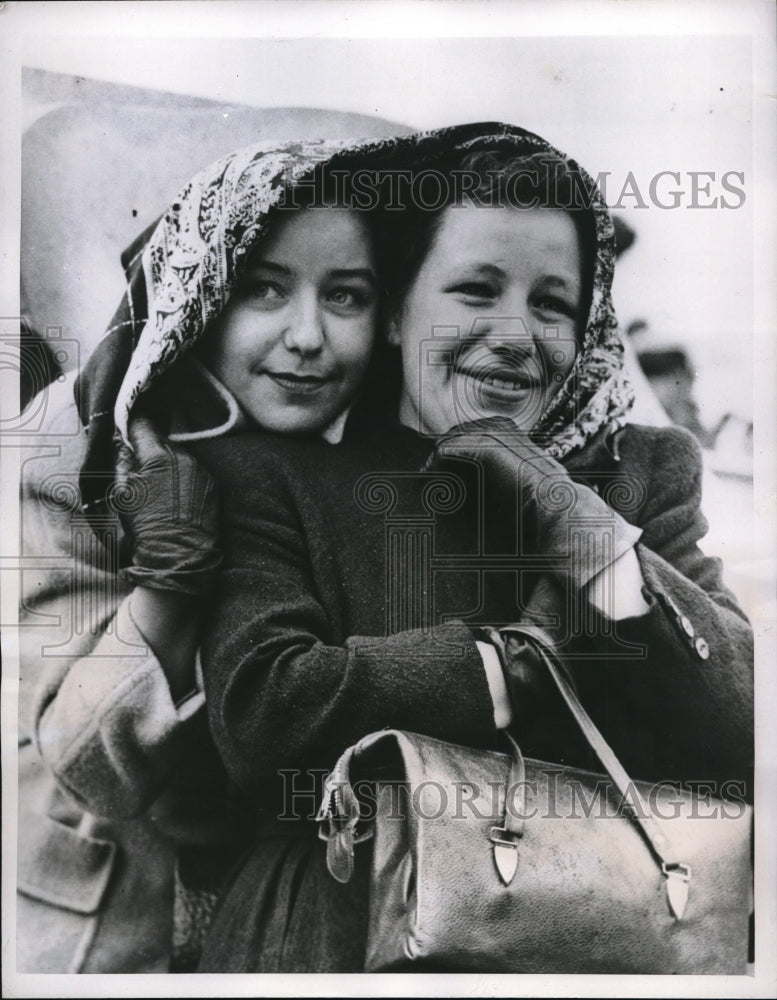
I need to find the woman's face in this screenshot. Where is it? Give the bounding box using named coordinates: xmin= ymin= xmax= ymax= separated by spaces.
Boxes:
xmin=391 ymin=205 xmax=583 ymax=435
xmin=200 ymin=207 xmax=378 ymax=434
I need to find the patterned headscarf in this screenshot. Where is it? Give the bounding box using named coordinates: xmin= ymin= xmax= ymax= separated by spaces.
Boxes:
xmin=76 ymin=122 xmax=632 ymax=515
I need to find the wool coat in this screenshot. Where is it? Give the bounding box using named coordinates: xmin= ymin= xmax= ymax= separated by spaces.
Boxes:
xmin=193 ymin=419 xmax=753 ymax=973
xmin=17 ymin=377 xmax=252 ymax=973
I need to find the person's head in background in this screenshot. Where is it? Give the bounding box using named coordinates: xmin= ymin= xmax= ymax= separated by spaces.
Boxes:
xmin=377 ymin=149 xmax=600 ymax=438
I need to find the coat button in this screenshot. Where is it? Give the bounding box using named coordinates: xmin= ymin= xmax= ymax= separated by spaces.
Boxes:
xmin=694 ymin=637 xmax=710 ymax=660
xmin=664 ymin=595 xmax=681 ymax=617
xmin=680 ymin=615 xmax=695 ymax=637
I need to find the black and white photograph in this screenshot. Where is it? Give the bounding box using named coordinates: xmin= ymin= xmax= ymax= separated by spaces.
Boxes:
xmin=2 ymin=2 xmax=776 ymax=997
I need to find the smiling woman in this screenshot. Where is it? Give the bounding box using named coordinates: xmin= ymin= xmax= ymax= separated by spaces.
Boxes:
xmin=197 ymin=206 xmax=378 ymax=435
xmin=388 ymin=205 xmax=580 ymax=434
xmin=375 ymin=147 xmax=613 ymax=451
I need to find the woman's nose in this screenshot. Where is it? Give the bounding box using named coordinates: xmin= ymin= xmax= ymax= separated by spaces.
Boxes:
xmin=283 ymin=294 xmax=325 ymax=354
xmin=492 ymin=288 xmax=557 ymax=346
xmin=481 ymin=310 xmax=538 ymax=354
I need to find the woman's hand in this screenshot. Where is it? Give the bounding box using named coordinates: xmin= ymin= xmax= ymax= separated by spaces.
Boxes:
xmin=425 ymin=417 xmax=642 ymax=593
xmin=113 ymin=416 xmax=222 ymax=699
xmin=114 ymin=415 xmax=222 ymax=596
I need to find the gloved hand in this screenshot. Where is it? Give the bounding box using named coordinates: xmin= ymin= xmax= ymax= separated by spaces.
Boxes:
xmin=114 ymin=415 xmax=222 ymax=596
xmin=426 ymin=417 xmax=641 ymax=591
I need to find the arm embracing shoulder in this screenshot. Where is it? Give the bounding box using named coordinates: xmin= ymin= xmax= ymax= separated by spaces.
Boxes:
xmin=22 ymin=399 xmax=205 ymax=818
xmin=201 ymin=458 xmax=497 ymax=795
xmin=34 ymin=595 xmax=205 ymax=818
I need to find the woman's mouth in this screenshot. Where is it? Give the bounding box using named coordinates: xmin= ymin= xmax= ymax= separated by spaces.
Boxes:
xmin=454 ymin=364 xmax=540 ymax=396
xmin=262 ymin=371 xmax=332 ymax=394
xmin=450 ymin=361 xmax=547 ymax=423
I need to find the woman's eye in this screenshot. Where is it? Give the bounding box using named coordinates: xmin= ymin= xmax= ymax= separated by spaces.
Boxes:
xmin=532 ymin=294 xmax=577 ymax=320
xmin=449 ymin=282 xmax=498 ymax=301
xmin=251 ymin=281 xmax=282 ymax=299
xmin=328 ymin=288 xmax=355 ymax=306
xmin=246 ymin=281 xmax=285 ymax=304
xmin=326 ymin=287 xmax=371 ymax=311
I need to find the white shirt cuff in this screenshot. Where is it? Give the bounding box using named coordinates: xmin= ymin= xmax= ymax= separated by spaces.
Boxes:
xmin=477 ymin=640 xmax=513 ymax=730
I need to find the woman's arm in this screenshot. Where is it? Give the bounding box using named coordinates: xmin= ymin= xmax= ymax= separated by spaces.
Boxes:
xmin=29 ymin=402 xmax=218 ymax=818
xmin=423 ymin=419 xmax=753 ymax=786
xmin=584 ymin=548 xmax=650 ymax=619
xmin=127 ymin=588 xmax=203 ymax=702
xmin=34 ymin=591 xmax=205 ymax=817
xmin=198 ymin=439 xmax=500 ymax=797
xmin=553 ymin=425 xmax=754 ymax=789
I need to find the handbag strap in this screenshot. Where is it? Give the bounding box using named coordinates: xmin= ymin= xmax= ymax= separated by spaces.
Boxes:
xmin=317 ymin=627 xmax=692 ymax=917
xmin=497 ymin=623 xmax=692 ymax=919
xmin=488 ymin=730 xmax=527 ymax=885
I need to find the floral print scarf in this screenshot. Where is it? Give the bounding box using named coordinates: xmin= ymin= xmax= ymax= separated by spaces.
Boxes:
xmin=75 ymin=122 xmax=632 ymax=516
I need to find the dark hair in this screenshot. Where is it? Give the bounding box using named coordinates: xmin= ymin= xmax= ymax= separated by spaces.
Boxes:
xmin=239 ymin=158 xmax=384 ymax=282
xmin=374 ymin=149 xmax=598 ymax=338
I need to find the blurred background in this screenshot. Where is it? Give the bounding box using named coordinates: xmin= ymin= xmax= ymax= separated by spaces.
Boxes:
xmin=18 ymin=33 xmax=764 ymax=620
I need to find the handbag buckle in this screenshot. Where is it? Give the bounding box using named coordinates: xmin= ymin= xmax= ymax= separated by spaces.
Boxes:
xmin=316 ymin=776 xmax=374 ymax=846
xmin=315 ymin=784 xmax=336 ymax=833
xmin=317 ymin=791 xmax=374 ymax=885
xmin=489 ymin=825 xmax=519 ymax=848
xmin=317 ymin=822 xmax=374 ymax=846
xmin=662 ymin=861 xmax=691 ymax=881
xmin=489 ymin=826 xmax=520 ymax=886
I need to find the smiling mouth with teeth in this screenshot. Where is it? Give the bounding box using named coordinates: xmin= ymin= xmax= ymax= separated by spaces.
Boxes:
xmin=455 ymin=366 xmax=540 ymax=393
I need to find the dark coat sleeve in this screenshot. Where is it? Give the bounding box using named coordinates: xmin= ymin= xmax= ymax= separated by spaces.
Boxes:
xmin=548 ymin=425 xmax=754 ymax=792
xmin=198 ymin=445 xmax=497 ymax=797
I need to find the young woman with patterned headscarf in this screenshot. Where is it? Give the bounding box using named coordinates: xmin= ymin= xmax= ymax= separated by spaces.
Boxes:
xmin=18 ymin=133 xmax=404 ymax=973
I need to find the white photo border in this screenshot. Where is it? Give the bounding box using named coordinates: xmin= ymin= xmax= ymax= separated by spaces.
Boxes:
xmin=2 ymin=2 xmax=775 ymax=997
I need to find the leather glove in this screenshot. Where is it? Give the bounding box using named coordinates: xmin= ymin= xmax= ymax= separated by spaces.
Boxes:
xmin=426 ymin=417 xmax=641 ymax=591
xmin=114 ymin=415 xmax=222 ymax=596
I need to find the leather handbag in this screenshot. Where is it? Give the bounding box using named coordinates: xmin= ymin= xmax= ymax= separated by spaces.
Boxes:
xmin=316 ymin=625 xmax=752 ymax=974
